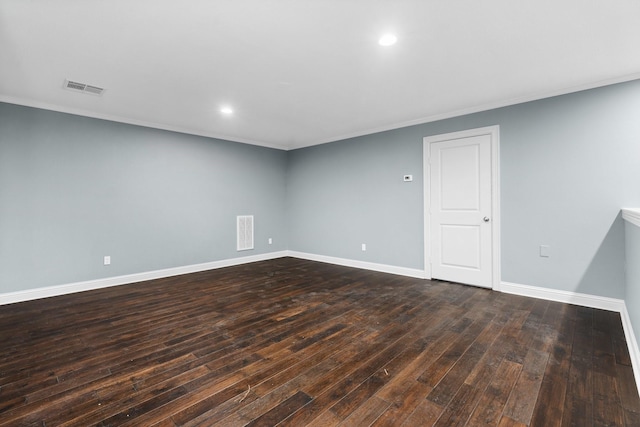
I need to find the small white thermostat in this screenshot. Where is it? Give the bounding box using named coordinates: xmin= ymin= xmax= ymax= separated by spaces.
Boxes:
xmin=403 ymin=175 xmax=413 ymax=182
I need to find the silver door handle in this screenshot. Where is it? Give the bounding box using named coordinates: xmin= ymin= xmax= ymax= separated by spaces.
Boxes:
xmin=483 ymin=217 xmax=490 ymax=222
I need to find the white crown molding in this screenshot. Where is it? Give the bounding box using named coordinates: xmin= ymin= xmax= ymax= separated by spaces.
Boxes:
xmin=0 ymin=251 xmax=288 ymax=306
xmin=5 ymin=74 xmax=640 ymax=152
xmin=0 ymin=95 xmax=289 ymax=151
xmin=293 ymin=73 xmax=640 ymax=150
xmin=622 ymin=208 xmax=640 ymax=228
xmin=286 ymin=251 xmax=427 ymax=279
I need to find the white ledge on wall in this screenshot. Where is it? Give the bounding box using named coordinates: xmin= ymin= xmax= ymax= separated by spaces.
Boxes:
xmin=622 ymin=208 xmax=640 ymax=228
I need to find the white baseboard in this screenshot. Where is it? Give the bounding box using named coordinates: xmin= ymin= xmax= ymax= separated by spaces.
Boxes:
xmin=1 ymin=250 xmax=424 ymax=305
xmin=502 ymin=280 xmax=640 ymax=396
xmin=620 ymin=305 xmax=640 ymax=398
xmin=3 ymin=253 xmax=638 ymax=397
xmin=286 ymin=251 xmax=427 ymax=279
xmin=500 ymin=281 xmax=626 ymax=312
xmin=0 ymin=251 xmax=288 ymax=306
xmin=282 ymin=258 xmax=639 ymax=394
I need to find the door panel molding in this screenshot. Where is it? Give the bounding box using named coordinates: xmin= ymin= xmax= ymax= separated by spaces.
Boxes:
xmin=424 ymin=126 xmax=501 ymax=290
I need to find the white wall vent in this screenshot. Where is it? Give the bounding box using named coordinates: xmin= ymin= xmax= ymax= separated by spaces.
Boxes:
xmin=64 ymin=79 xmax=105 ymax=96
xmin=237 ymin=215 xmax=254 ymax=251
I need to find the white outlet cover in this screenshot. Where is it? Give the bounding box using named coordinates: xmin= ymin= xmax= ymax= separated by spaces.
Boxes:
xmin=403 ymin=175 xmax=413 ymax=182
xmin=103 ymin=255 xmax=111 ymax=265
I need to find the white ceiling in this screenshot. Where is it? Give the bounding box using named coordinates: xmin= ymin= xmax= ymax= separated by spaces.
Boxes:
xmin=1 ymin=0 xmax=640 ymax=150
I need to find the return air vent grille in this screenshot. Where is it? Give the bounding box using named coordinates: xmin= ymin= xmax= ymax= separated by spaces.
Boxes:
xmin=64 ymin=79 xmax=105 ymax=96
xmin=237 ymin=215 xmax=254 ymax=251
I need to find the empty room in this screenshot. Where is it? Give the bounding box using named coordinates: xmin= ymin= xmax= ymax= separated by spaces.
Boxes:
xmin=1 ymin=1 xmax=640 ymax=426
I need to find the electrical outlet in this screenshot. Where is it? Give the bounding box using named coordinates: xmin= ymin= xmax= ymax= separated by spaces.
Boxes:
xmin=403 ymin=175 xmax=413 ymax=182
xmin=361 ymin=243 xmax=367 ymax=251
xmin=268 ymin=238 xmax=273 ymax=245
xmin=539 ymin=245 xmax=550 ymax=258
xmin=103 ymin=255 xmax=111 ymax=265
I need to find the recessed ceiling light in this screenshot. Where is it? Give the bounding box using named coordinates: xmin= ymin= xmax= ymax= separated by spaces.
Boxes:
xmin=220 ymin=106 xmax=234 ymax=115
xmin=378 ymin=33 xmax=397 ymax=47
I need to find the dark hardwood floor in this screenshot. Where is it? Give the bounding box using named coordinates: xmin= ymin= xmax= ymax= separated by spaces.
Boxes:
xmin=1 ymin=257 xmax=639 ymax=426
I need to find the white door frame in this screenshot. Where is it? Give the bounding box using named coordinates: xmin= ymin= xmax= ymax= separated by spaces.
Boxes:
xmin=423 ymin=125 xmax=501 ymax=290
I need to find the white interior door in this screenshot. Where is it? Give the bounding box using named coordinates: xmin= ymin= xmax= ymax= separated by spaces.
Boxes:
xmin=426 ymin=128 xmax=497 ymax=288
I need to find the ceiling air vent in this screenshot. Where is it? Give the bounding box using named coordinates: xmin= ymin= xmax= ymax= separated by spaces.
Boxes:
xmin=64 ymin=79 xmax=105 ymax=96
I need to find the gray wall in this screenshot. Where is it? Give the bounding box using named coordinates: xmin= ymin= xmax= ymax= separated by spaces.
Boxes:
xmin=2 ymin=79 xmax=640 ymax=301
xmin=288 ymin=79 xmax=640 ymax=299
xmin=625 ymin=221 xmax=640 ymax=354
xmin=286 ymin=131 xmax=424 ymax=268
xmin=0 ymin=103 xmax=287 ymax=294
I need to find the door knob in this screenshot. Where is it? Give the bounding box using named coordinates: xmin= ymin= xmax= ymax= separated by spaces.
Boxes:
xmin=483 ymin=216 xmax=490 ymax=222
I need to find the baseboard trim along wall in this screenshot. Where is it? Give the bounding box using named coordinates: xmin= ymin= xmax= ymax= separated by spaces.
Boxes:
xmin=0 ymin=251 xmax=288 ymax=306
xmin=500 ymin=281 xmax=626 ymax=312
xmin=502 ymin=280 xmax=640 ymax=396
xmin=621 ymin=305 xmax=640 ymax=398
xmin=286 ymin=251 xmax=428 ymax=279
xmin=285 ymin=255 xmax=639 ymax=391
xmin=2 ymin=252 xmax=638 ymax=396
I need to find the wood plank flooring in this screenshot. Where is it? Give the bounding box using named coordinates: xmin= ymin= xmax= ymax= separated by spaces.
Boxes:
xmin=1 ymin=257 xmax=639 ymax=426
